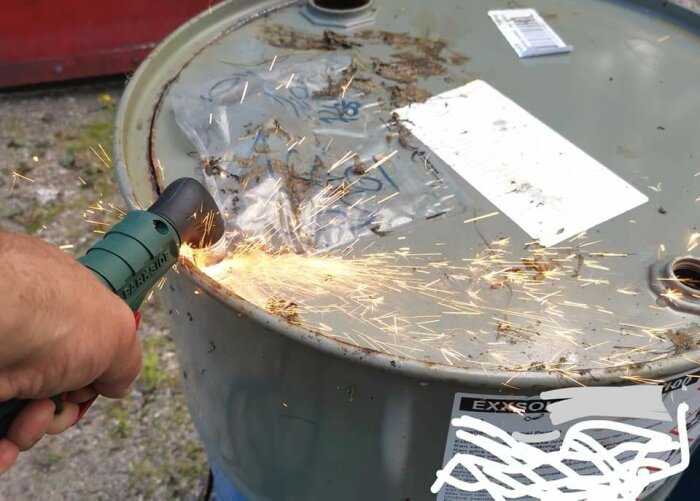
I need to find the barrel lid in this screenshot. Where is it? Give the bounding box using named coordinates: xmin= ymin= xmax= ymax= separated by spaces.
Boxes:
xmin=116 ymin=0 xmax=700 ymax=386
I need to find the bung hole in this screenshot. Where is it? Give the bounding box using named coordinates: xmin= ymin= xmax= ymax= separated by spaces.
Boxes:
xmin=672 ymin=258 xmax=700 ymax=291
xmin=311 ymin=0 xmax=371 ymax=11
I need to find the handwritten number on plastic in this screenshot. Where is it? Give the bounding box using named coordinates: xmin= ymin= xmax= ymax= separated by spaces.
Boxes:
xmin=317 ymin=100 xmax=361 ymax=125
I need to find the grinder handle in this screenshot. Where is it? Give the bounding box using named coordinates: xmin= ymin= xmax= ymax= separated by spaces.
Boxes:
xmin=0 ymin=396 xmax=64 ymax=439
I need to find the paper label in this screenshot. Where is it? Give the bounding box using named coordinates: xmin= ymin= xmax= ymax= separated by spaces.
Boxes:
xmin=488 ymin=8 xmax=573 ymax=58
xmin=434 ymin=372 xmax=700 ymax=500
xmin=393 ymin=80 xmax=648 ymax=247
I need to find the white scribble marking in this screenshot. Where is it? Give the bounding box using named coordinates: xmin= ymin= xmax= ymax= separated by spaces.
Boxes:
xmin=431 ymin=403 xmax=689 ymax=500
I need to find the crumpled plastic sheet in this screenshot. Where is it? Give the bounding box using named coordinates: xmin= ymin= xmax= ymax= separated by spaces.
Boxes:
xmin=171 ymin=54 xmax=462 ymax=253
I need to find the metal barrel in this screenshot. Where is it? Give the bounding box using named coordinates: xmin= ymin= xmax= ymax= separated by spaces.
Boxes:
xmin=115 ymin=1 xmax=700 ymax=499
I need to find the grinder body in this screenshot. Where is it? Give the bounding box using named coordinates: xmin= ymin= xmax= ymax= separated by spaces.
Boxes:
xmin=79 ymin=211 xmax=181 ymax=311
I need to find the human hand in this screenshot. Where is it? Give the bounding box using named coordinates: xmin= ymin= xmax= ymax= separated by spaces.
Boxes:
xmin=0 ymin=231 xmax=141 ymax=473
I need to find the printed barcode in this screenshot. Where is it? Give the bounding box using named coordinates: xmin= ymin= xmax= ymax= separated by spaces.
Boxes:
xmin=488 ymin=8 xmax=573 ymax=58
xmin=510 ymin=15 xmax=559 ymax=48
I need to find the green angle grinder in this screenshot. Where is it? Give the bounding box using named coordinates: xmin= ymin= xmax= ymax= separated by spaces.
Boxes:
xmin=0 ymin=177 xmax=225 ymax=438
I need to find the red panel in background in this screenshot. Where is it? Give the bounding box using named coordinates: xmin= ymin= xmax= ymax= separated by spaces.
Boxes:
xmin=0 ymin=0 xmax=220 ymax=88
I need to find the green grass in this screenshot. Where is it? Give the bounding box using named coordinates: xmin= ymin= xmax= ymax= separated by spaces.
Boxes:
xmin=60 ymin=121 xmax=114 ymax=156
xmin=32 ymin=443 xmax=65 ymax=471
xmin=17 ymin=114 xmax=121 ymax=236
xmin=126 ymin=407 xmax=207 ymax=498
xmin=4 ymin=118 xmax=19 ymax=131
xmin=168 ymin=440 xmax=207 ymax=496
xmin=23 ymin=195 xmax=88 ymax=235
xmin=139 ymin=335 xmax=177 ymax=394
xmin=56 ymin=117 xmax=117 ymax=196
xmin=104 ymin=400 xmax=131 ymax=439
xmin=127 ymin=458 xmax=160 ymax=498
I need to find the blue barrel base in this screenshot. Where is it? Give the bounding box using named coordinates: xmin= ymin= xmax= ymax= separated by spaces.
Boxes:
xmin=211 ymin=458 xmax=247 ymax=501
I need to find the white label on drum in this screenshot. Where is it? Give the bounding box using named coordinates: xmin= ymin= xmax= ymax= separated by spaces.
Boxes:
xmin=488 ymin=8 xmax=573 ymax=58
xmin=393 ymin=80 xmax=648 ymax=247
xmin=432 ymin=371 xmax=699 ymax=500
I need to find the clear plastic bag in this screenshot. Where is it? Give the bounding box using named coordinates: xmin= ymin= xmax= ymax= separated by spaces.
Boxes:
xmin=171 ymin=54 xmax=462 ymax=252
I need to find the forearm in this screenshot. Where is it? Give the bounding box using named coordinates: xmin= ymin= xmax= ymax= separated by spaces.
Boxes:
xmin=0 ymin=231 xmax=46 ymax=363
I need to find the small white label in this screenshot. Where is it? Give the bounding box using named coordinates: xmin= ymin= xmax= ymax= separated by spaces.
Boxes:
xmin=488 ymin=8 xmax=573 ymax=58
xmin=393 ymin=80 xmax=648 ymax=247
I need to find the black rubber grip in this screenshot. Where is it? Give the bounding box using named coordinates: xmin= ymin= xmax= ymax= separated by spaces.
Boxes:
xmin=0 ymin=396 xmax=63 ymax=439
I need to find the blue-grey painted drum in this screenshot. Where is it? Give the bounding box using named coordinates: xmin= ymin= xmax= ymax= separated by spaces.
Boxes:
xmin=115 ymin=1 xmax=700 ymax=499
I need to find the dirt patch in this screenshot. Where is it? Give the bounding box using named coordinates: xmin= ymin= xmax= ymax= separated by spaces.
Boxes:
xmin=386 ymin=112 xmax=415 ymax=149
xmin=666 ymin=327 xmax=700 ymax=353
xmin=275 ymin=158 xmax=316 ymax=211
xmin=260 ymin=25 xmax=360 ymax=50
xmin=372 ymin=52 xmax=444 ymax=84
xmin=356 ymin=30 xmax=447 ymax=58
xmin=313 ymin=66 xmax=375 ymax=99
xmin=361 ymin=29 xmax=468 ymax=84
xmin=201 ymin=155 xmax=224 ymax=176
xmin=233 ymin=154 xmax=258 ymax=170
xmin=357 ymin=30 xmax=453 ymax=83
xmin=386 ymin=84 xmax=432 ymax=108
xmin=267 ymin=296 xmax=301 ymax=325
xmin=449 ymin=54 xmax=471 ymax=65
xmin=258 ymin=24 xmax=470 ymax=86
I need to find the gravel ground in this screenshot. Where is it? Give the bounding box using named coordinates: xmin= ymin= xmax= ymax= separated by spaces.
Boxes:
xmin=0 ymin=81 xmax=209 ymax=500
